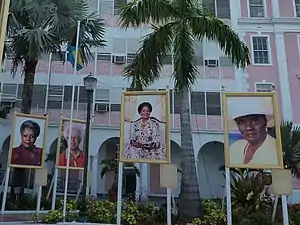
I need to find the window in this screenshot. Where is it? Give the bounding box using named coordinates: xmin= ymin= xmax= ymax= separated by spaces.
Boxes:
xmin=127 ymin=53 xmax=135 ymax=64
xmin=31 ymin=85 xmax=47 ymax=108
xmin=190 ymin=91 xmax=221 ymax=115
xmin=97 ymin=53 xmax=112 ymax=61
xmin=2 ymin=83 xmax=17 ymax=101
xmin=206 ymin=92 xmax=221 ymax=115
xmin=202 ymin=0 xmax=230 ymax=18
xmin=114 ymin=0 xmax=127 ymax=15
xmin=191 ymin=92 xmax=205 ymax=115
xmin=295 ymin=0 xmax=300 ymax=17
xmin=252 ymin=36 xmax=270 ymax=65
xmin=248 ymin=0 xmax=265 ymax=18
xmin=48 ymin=85 xmax=63 ymax=109
xmin=255 ymin=83 xmax=273 ymax=92
xmin=95 ymin=88 xmax=110 ymax=104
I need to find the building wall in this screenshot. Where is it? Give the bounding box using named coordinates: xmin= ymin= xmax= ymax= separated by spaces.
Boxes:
xmin=1 ymin=0 xmax=300 ymax=201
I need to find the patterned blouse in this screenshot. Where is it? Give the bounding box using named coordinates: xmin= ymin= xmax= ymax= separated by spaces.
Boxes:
xmin=124 ymin=117 xmax=166 ymax=160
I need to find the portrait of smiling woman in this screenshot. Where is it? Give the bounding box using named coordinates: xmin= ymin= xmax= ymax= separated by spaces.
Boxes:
xmin=120 ymin=91 xmax=171 ymax=163
xmin=224 ymin=93 xmax=284 ymax=169
xmin=9 ymin=114 xmax=48 ymax=168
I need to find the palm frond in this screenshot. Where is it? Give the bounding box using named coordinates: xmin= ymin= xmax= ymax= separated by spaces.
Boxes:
xmin=100 ymin=166 xmax=111 ymax=179
xmin=188 ymin=15 xmax=250 ymax=68
xmin=7 ymin=0 xmax=106 ymax=73
xmin=281 ymin=120 xmax=300 ymax=179
xmin=173 ymin=22 xmax=197 ymax=90
xmin=117 ymin=0 xmax=175 ymax=28
xmin=124 ymin=22 xmax=176 ymax=90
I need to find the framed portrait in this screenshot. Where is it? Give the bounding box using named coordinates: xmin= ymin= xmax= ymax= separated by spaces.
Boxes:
xmin=56 ymin=118 xmax=87 ymax=170
xmin=222 ymin=92 xmax=284 ymax=169
xmin=119 ymin=90 xmax=171 ymax=164
xmin=8 ymin=113 xmax=48 ymax=169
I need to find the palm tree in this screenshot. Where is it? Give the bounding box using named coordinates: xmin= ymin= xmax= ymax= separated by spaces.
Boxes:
xmin=100 ymin=158 xmax=140 ymax=202
xmin=7 ymin=0 xmax=105 ymax=113
xmin=118 ymin=0 xmax=250 ymax=222
xmin=6 ymin=0 xmax=105 ymax=198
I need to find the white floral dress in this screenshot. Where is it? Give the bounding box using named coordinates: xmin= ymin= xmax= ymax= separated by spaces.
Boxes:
xmin=124 ymin=118 xmax=166 ymax=160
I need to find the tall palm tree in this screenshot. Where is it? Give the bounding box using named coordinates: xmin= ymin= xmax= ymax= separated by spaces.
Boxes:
xmin=118 ymin=0 xmax=250 ymax=222
xmin=7 ymin=0 xmax=105 ymax=113
xmin=6 ymin=0 xmax=105 ymax=197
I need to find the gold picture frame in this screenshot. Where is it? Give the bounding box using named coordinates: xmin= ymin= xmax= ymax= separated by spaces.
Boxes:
xmin=56 ymin=117 xmax=87 ymax=170
xmin=222 ymin=92 xmax=284 ymax=169
xmin=0 ymin=0 xmax=10 ymax=67
xmin=119 ymin=90 xmax=171 ymax=164
xmin=8 ymin=112 xmax=49 ymax=169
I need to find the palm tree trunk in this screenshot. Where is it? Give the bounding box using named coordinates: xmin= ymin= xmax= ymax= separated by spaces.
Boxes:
xmin=178 ymin=87 xmax=202 ymax=223
xmin=21 ymin=60 xmax=37 ymax=114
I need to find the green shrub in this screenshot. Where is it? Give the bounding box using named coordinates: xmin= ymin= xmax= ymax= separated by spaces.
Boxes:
xmin=86 ymin=199 xmax=116 ymax=223
xmin=289 ymin=204 xmax=300 ymax=225
xmin=43 ymin=200 xmax=78 ymax=224
xmin=121 ymin=201 xmax=139 ymax=225
xmin=190 ymin=200 xmax=226 ymax=225
xmin=44 ymin=210 xmax=62 ymax=224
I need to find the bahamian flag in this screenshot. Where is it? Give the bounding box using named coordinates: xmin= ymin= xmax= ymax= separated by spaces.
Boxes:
xmin=67 ymin=45 xmax=84 ymax=71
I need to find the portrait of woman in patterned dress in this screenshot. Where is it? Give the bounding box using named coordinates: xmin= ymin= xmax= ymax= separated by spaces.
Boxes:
xmin=123 ymin=102 xmax=166 ymax=160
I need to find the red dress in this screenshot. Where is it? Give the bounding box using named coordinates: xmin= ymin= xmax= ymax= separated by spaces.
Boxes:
xmin=58 ymin=151 xmax=85 ymax=168
xmin=11 ymin=145 xmax=43 ymax=166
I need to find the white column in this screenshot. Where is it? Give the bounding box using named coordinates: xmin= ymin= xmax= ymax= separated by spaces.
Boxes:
xmin=274 ymin=32 xmax=293 ymax=121
xmin=90 ymin=155 xmax=98 ymax=196
xmin=229 ymin=0 xmax=247 ymax=91
xmin=272 ymin=0 xmax=280 ymax=18
xmin=140 ymin=163 xmax=149 ymax=198
xmin=135 ymin=163 xmax=140 ymax=199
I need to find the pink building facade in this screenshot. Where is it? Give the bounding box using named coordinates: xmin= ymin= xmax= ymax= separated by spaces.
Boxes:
xmin=0 ymin=0 xmax=300 ymax=201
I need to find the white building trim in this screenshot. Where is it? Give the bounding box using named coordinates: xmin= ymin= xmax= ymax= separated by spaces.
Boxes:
xmin=274 ymin=32 xmax=293 ymax=121
xmin=272 ymin=0 xmax=280 ymax=18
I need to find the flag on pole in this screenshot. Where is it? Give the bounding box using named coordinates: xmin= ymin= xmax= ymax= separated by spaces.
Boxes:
xmin=67 ymin=45 xmax=84 ymax=71
xmin=67 ymin=20 xmax=84 ymax=71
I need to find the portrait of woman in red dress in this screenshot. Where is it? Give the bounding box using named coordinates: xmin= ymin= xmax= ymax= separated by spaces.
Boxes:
xmin=10 ymin=120 xmax=43 ymax=167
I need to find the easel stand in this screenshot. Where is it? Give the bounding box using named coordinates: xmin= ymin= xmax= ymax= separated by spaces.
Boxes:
xmin=116 ymin=162 xmax=172 ymax=225
xmin=1 ymin=166 xmax=10 ymax=214
xmin=116 ymin=161 xmax=124 ymax=225
xmin=47 ymin=167 xmax=84 ymax=211
xmin=225 ymin=167 xmax=232 ymax=225
xmin=166 ymin=188 xmax=172 ymax=225
xmin=281 ymin=195 xmax=289 ymax=225
xmin=1 ymin=166 xmax=43 ymax=217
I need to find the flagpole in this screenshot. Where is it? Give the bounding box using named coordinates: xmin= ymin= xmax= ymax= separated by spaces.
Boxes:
xmin=62 ymin=20 xmax=81 ymax=223
xmin=44 ymin=53 xmax=52 ymax=115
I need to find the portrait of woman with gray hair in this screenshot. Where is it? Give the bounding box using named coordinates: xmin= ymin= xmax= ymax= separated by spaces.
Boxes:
xmin=11 ymin=120 xmax=43 ymax=166
xmin=58 ymin=122 xmax=86 ymax=168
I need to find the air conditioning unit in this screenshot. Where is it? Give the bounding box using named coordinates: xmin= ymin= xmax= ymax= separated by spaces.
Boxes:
xmin=95 ymin=103 xmax=108 ymax=112
xmin=112 ymin=55 xmax=126 ymax=64
xmin=205 ymin=59 xmax=218 ymax=67
xmin=1 ymin=101 xmax=14 ymax=108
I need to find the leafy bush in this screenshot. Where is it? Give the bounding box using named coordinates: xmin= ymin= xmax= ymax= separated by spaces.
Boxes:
xmin=43 ymin=200 xmax=78 ymax=224
xmin=44 ymin=210 xmax=63 ymax=224
xmin=147 ymin=203 xmax=177 ymax=225
xmin=87 ymin=199 xmax=116 ymax=223
xmin=190 ymin=200 xmax=226 ymax=225
xmin=230 ymin=169 xmax=272 ymax=215
xmin=289 ymin=204 xmax=300 ymax=225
